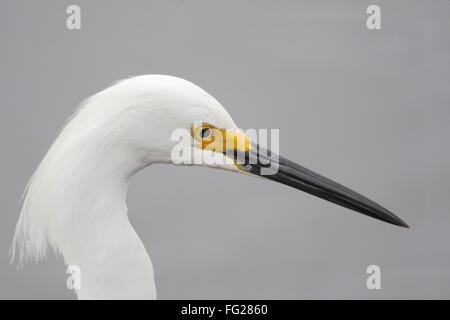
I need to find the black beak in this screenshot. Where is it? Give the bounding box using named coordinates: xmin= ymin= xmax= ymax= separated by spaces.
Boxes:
xmin=235 ymin=146 xmax=409 ymax=228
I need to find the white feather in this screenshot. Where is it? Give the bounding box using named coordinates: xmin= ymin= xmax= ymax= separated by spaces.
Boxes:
xmin=11 ymin=75 xmax=238 ymax=299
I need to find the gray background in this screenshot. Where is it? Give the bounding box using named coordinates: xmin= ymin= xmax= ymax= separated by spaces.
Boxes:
xmin=1 ymin=0 xmax=449 ymax=299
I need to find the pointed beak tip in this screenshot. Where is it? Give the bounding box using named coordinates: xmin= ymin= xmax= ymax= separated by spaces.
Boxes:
xmin=390 ymin=217 xmax=409 ymax=229
xmin=399 ymin=221 xmax=410 ymax=229
xmin=380 ymin=209 xmax=409 ymax=228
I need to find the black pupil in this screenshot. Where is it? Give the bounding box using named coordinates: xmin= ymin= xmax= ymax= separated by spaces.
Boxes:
xmin=200 ymin=128 xmax=211 ymax=138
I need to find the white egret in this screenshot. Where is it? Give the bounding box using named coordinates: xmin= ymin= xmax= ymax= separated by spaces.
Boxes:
xmin=11 ymin=75 xmax=408 ymax=299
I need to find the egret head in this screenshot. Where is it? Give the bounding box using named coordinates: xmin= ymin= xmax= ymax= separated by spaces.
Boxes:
xmin=71 ymin=74 xmax=408 ymax=228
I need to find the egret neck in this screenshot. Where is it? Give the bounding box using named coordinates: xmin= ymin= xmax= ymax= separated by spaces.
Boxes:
xmin=46 ymin=136 xmax=156 ymax=299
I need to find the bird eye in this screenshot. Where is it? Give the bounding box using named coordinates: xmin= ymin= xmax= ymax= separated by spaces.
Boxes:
xmin=200 ymin=127 xmax=212 ymax=139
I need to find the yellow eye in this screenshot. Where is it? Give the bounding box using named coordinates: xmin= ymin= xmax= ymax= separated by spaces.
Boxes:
xmin=193 ymin=125 xmax=215 ymax=142
xmin=200 ymin=127 xmax=212 ymax=139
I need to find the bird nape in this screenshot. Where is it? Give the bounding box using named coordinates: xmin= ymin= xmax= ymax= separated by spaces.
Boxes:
xmin=11 ymin=75 xmax=408 ymax=300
